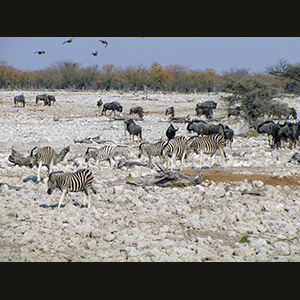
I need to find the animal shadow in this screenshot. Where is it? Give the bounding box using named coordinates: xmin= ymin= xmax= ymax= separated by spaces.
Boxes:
xmin=23 ymin=176 xmax=39 ymax=183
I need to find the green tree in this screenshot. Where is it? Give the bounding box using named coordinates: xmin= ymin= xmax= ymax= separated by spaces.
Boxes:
xmin=267 ymin=59 xmax=300 ymax=83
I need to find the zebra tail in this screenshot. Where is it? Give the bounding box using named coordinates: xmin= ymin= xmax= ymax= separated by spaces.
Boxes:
xmin=91 ymin=185 xmax=97 ymax=194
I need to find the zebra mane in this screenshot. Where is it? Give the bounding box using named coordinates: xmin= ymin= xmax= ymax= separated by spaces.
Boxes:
xmin=49 ymin=171 xmax=64 ymax=179
xmin=30 ymin=146 xmax=38 ymax=156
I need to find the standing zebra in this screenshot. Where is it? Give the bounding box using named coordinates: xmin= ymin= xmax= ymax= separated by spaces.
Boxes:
xmin=47 ymin=169 xmax=97 ymax=208
xmin=85 ymin=145 xmax=128 ymax=169
xmin=29 ymin=146 xmax=56 ymax=182
xmin=186 ymin=133 xmax=226 ymax=169
xmin=138 ymin=140 xmax=168 ymax=169
xmin=161 ymin=136 xmax=188 ymax=171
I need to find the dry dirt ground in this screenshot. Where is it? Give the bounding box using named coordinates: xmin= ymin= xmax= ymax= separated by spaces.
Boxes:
xmin=1 ymin=89 xmax=300 ymax=262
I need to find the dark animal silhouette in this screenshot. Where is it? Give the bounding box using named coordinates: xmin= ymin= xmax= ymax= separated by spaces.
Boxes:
xmin=166 ymin=124 xmax=179 ymax=140
xmin=62 ymin=38 xmax=74 ymax=45
xmin=34 ymin=51 xmax=45 ymax=55
xmin=102 ymin=101 xmax=123 ymax=115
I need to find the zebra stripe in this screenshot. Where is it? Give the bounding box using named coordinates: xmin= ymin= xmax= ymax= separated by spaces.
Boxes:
xmin=47 ymin=169 xmax=96 ymax=208
xmin=138 ymin=140 xmax=168 ymax=168
xmin=31 ymin=146 xmax=56 ymax=182
xmin=187 ymin=133 xmax=226 ymax=168
xmin=85 ymin=145 xmax=128 ymax=169
xmin=161 ymin=136 xmax=188 ymax=170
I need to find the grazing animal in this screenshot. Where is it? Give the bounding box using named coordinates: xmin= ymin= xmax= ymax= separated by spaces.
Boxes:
xmin=195 ymin=107 xmax=213 ymax=119
xmin=47 ymin=169 xmax=97 ymax=209
xmin=29 ymin=146 xmax=56 ymax=182
xmin=186 ymin=134 xmax=226 ymax=169
xmin=138 ymin=140 xmax=168 ymax=168
xmin=224 ymin=125 xmax=234 ymax=149
xmin=166 ymin=124 xmax=179 ymax=140
xmin=125 ymin=119 xmax=142 ymax=143
xmin=102 ymin=101 xmax=123 ymax=116
xmin=161 ymin=136 xmax=188 ymax=171
xmin=97 ymin=98 xmax=103 ymax=109
xmin=227 ymin=106 xmax=242 ymax=118
xmin=129 ymin=106 xmax=144 ymax=119
xmin=36 ymin=94 xmax=56 ymax=106
xmin=165 ymin=106 xmax=175 ymax=118
xmin=187 ymin=120 xmax=210 ymax=135
xmin=85 ymin=145 xmax=128 ymax=169
xmin=14 ymin=95 xmax=26 ymax=107
xmin=196 ymin=101 xmax=217 ymax=110
xmin=257 ymin=120 xmax=277 ymax=147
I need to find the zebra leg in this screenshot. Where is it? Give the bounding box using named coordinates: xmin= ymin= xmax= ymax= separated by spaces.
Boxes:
xmin=199 ymin=151 xmax=203 ymax=169
xmin=82 ymin=188 xmax=89 ymax=208
xmin=37 ymin=162 xmax=42 ymax=182
xmin=58 ymin=190 xmax=67 ymax=208
xmin=210 ymin=153 xmax=216 ymax=168
xmin=48 ymin=161 xmax=54 ymax=176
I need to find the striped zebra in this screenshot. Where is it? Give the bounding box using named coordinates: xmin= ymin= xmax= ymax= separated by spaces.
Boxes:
xmin=47 ymin=169 xmax=97 ymax=208
xmin=85 ymin=145 xmax=128 ymax=169
xmin=161 ymin=136 xmax=188 ymax=171
xmin=187 ymin=133 xmax=226 ymax=169
xmin=138 ymin=140 xmax=168 ymax=169
xmin=29 ymin=146 xmax=56 ymax=182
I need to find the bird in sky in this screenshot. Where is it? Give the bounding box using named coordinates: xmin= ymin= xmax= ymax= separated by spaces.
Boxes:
xmin=62 ymin=38 xmax=74 ymax=45
xmin=99 ymin=40 xmax=108 ymax=47
xmin=34 ymin=50 xmax=45 ymax=55
xmin=91 ymin=51 xmax=98 ymax=56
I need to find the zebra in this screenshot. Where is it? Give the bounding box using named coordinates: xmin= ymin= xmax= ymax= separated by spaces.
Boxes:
xmin=85 ymin=145 xmax=128 ymax=169
xmin=138 ymin=140 xmax=168 ymax=169
xmin=186 ymin=133 xmax=226 ymax=169
xmin=160 ymin=136 xmax=188 ymax=171
xmin=29 ymin=146 xmax=56 ymax=182
xmin=47 ymin=169 xmax=97 ymax=208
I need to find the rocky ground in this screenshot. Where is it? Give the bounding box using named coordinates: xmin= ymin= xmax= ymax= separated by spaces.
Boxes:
xmin=1 ymin=89 xmax=300 ymax=262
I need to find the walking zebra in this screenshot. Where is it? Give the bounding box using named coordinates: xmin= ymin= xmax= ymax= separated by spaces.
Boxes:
xmin=85 ymin=145 xmax=128 ymax=169
xmin=29 ymin=146 xmax=56 ymax=182
xmin=161 ymin=136 xmax=188 ymax=171
xmin=138 ymin=140 xmax=168 ymax=169
xmin=187 ymin=133 xmax=226 ymax=169
xmin=47 ymin=169 xmax=97 ymax=208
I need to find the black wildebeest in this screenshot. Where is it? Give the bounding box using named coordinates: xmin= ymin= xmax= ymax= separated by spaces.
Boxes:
xmin=257 ymin=120 xmax=277 ymax=147
xmin=166 ymin=124 xmax=179 ymax=140
xmin=165 ymin=106 xmax=175 ymax=118
xmin=125 ymin=119 xmax=142 ymax=143
xmin=97 ymin=99 xmax=103 ymax=109
xmin=102 ymin=101 xmax=123 ymax=116
xmin=36 ymin=94 xmax=56 ymax=106
xmin=195 ymin=107 xmax=213 ymax=119
xmin=129 ymin=106 xmax=144 ymax=119
xmin=224 ymin=125 xmax=234 ymax=148
xmin=187 ymin=120 xmax=225 ymax=137
xmin=196 ymin=100 xmax=217 ymax=110
xmin=14 ymin=95 xmax=26 ymax=107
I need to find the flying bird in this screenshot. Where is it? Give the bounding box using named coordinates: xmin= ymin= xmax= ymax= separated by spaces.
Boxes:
xmin=34 ymin=51 xmax=45 ymax=55
xmin=91 ymin=51 xmax=98 ymax=56
xmin=62 ymin=38 xmax=74 ymax=45
xmin=99 ymin=40 xmax=108 ymax=47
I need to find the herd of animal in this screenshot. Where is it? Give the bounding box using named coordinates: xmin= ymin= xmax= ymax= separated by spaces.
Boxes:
xmin=9 ymin=94 xmax=299 ymax=209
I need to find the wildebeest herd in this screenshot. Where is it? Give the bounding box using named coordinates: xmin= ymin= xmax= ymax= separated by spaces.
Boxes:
xmin=9 ymin=94 xmax=300 ymax=209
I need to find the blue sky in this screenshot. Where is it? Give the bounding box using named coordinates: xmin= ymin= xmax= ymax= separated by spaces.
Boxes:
xmin=0 ymin=37 xmax=299 ymax=74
